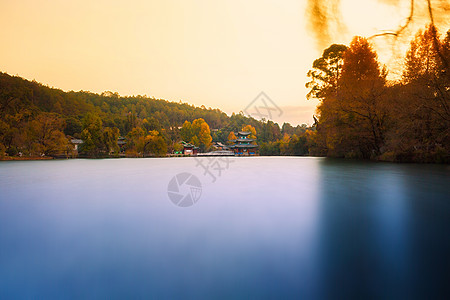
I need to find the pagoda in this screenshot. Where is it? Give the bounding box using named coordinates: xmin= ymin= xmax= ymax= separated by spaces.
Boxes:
xmin=229 ymin=131 xmax=258 ymax=156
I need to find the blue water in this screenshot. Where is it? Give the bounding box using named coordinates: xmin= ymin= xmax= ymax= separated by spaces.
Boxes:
xmin=0 ymin=157 xmax=449 ymax=299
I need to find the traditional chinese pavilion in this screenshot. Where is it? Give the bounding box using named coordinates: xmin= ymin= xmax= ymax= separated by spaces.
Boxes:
xmin=229 ymin=131 xmax=258 ymax=156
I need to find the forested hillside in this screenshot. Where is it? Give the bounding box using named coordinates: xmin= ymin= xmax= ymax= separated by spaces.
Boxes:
xmin=0 ymin=72 xmax=312 ymax=158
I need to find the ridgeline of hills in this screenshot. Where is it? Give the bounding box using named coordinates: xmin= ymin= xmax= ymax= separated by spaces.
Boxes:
xmin=0 ymin=72 xmax=311 ymax=158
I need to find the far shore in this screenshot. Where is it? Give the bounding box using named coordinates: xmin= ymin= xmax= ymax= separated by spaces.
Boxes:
xmin=0 ymin=156 xmax=55 ymax=161
xmin=1 ymin=155 xmax=448 ymax=164
xmin=0 ymin=154 xmax=223 ymax=161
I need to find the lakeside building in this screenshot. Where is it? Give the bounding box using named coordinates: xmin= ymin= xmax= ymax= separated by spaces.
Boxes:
xmin=181 ymin=141 xmax=199 ymax=156
xmin=229 ymin=131 xmax=258 ymax=156
xmin=68 ymin=136 xmax=127 ymax=156
xmin=68 ymin=138 xmax=84 ymax=156
xmin=117 ymin=137 xmax=127 ymax=152
xmin=213 ymin=142 xmax=229 ymax=151
xmin=70 ymin=139 xmax=84 ymax=151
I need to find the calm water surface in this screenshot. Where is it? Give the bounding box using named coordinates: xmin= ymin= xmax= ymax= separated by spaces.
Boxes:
xmin=0 ymin=157 xmax=449 ymax=299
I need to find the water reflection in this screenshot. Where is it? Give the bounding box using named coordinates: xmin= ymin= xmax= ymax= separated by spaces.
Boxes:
xmin=0 ymin=158 xmax=449 ymax=298
xmin=316 ymin=159 xmax=450 ymax=298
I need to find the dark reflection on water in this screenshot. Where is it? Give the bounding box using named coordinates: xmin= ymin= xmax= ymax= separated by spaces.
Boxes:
xmin=316 ymin=159 xmax=450 ymax=299
xmin=0 ymin=158 xmax=449 ymax=299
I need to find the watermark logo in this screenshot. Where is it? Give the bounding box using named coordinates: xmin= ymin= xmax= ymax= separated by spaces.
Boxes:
xmin=194 ymin=156 xmax=233 ymax=183
xmin=244 ymin=91 xmax=282 ymax=120
xmin=167 ymin=172 xmax=202 ymax=207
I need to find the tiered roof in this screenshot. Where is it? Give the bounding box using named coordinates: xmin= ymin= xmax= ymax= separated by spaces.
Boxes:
xmin=237 ymin=131 xmax=251 ymax=136
xmin=181 ymin=141 xmax=199 ymax=149
xmin=229 ymin=131 xmax=258 ymax=149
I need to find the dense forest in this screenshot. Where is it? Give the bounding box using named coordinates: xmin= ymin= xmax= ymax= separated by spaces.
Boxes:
xmin=0 ymin=70 xmax=312 ymax=158
xmin=307 ymin=24 xmax=449 ymax=163
xmin=0 ymin=24 xmax=448 ymax=162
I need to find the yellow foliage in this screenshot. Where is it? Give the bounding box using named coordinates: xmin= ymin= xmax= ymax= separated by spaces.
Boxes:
xmin=241 ymin=124 xmax=257 ymax=139
xmin=227 ymin=131 xmax=237 ymax=141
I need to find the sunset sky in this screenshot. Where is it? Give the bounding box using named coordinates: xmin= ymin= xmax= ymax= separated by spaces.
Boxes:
xmin=0 ymin=0 xmax=442 ymax=125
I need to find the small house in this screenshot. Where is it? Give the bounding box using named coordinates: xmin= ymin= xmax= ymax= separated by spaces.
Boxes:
xmin=181 ymin=141 xmax=199 ymax=156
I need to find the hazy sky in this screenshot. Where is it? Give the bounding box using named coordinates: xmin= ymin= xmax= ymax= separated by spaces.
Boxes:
xmin=0 ymin=0 xmax=433 ymax=125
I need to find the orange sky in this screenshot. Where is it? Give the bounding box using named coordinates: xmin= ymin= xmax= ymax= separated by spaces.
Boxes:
xmin=0 ymin=0 xmax=444 ymax=125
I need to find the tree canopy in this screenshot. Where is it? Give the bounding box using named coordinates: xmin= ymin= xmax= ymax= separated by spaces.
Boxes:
xmin=307 ymin=25 xmax=449 ymax=162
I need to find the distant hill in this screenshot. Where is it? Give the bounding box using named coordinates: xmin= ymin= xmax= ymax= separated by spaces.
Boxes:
xmin=0 ymin=71 xmax=231 ymax=132
xmin=1 ymin=72 xmax=312 ymax=158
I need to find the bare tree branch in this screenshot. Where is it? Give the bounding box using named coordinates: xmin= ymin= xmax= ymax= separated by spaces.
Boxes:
xmin=370 ymin=0 xmax=415 ymax=38
xmin=426 ymin=0 xmax=435 ymax=25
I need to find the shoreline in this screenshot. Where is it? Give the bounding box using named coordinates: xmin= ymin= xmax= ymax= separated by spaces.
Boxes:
xmin=1 ymin=155 xmax=448 ymax=164
xmin=0 ymin=156 xmax=55 ymax=161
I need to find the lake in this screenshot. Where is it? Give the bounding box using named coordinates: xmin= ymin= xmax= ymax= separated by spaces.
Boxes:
xmin=0 ymin=157 xmax=449 ymax=299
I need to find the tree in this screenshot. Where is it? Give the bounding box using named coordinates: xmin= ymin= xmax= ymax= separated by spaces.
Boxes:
xmin=142 ymin=117 xmax=161 ymax=132
xmin=126 ymin=127 xmax=146 ymax=151
xmin=314 ymin=37 xmax=388 ymax=158
xmin=241 ymin=124 xmax=257 ymax=139
xmin=29 ymin=113 xmax=68 ymax=156
xmin=190 ymin=135 xmax=200 ymax=147
xmin=279 ymin=133 xmax=291 ymax=155
xmin=390 ymin=25 xmax=450 ymax=161
xmin=259 ymin=120 xmax=281 ymax=143
xmin=198 ymin=122 xmax=212 ymax=151
xmin=341 ymin=37 xmax=388 ymax=157
xmin=227 ymin=131 xmax=237 ymax=144
xmin=141 ymin=130 xmax=167 ymax=157
xmin=306 ymin=44 xmax=348 ymax=101
xmin=288 ymin=134 xmax=309 ymax=156
xmin=64 ymin=117 xmax=82 ymax=136
xmin=190 ymin=118 xmax=212 ymax=151
xmin=281 ymin=123 xmax=294 ymax=135
xmin=0 ymin=143 xmax=5 ymax=158
xmin=305 ymin=44 xmax=347 ymax=154
xmin=103 ymin=127 xmax=120 ymax=155
xmin=180 ymin=121 xmax=193 ymax=142
xmin=79 ymin=113 xmax=104 ymax=156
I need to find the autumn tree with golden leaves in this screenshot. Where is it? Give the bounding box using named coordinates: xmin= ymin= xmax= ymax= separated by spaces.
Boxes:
xmin=308 ymin=25 xmax=449 ymax=162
